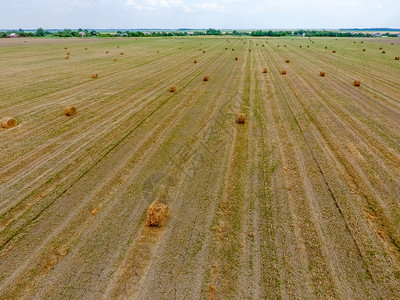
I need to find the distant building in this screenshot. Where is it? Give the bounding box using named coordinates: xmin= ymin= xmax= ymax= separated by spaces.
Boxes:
xmin=397 ymin=34 xmax=400 ymax=38
xmin=79 ymin=32 xmax=86 ymax=38
xmin=8 ymin=33 xmax=18 ymax=38
xmin=373 ymin=32 xmax=382 ymax=37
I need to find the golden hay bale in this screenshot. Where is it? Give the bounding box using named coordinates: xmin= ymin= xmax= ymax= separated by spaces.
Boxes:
xmin=120 ymin=52 xmax=124 ymax=55
xmin=232 ymin=48 xmax=235 ymax=51
xmin=91 ymin=73 xmax=98 ymax=79
xmin=363 ymin=49 xmax=366 ymax=51
xmin=113 ymin=58 xmax=118 ymax=61
xmin=203 ymin=50 xmax=206 ymax=53
xmin=1 ymin=117 xmax=18 ymax=129
xmin=325 ymin=46 xmax=328 ymax=49
xmin=262 ymin=44 xmax=264 ymax=47
xmin=64 ymin=47 xmax=68 ymax=49
xmin=256 ymin=44 xmax=258 ymax=46
xmin=249 ymin=49 xmax=251 ymax=52
xmin=203 ymin=75 xmax=209 ymax=81
xmin=282 ymin=69 xmax=287 ymax=75
xmin=284 ymin=45 xmax=287 ymax=47
xmin=379 ymin=47 xmax=382 ymax=50
xmin=391 ymin=43 xmax=394 ymax=45
xmin=64 ymin=106 xmax=77 ymax=116
xmin=157 ymin=50 xmax=160 ymax=53
xmin=263 ymin=68 xmax=268 ymax=73
xmin=194 ymin=59 xmax=197 ymax=63
xmin=332 ymin=50 xmax=336 ymax=53
xmin=353 ymin=80 xmax=361 ymax=87
xmin=235 ymin=57 xmax=238 ymax=60
xmin=277 ymin=45 xmax=279 ymax=47
xmin=170 ymin=85 xmax=176 ymax=92
xmin=66 ymin=52 xmax=70 ymax=55
xmin=395 ymin=57 xmax=400 ymax=60
xmin=146 ymin=201 xmax=169 ymax=227
xmin=285 ymin=59 xmax=290 ymax=63
xmin=320 ymin=72 xmax=326 ymax=77
xmin=299 ymin=45 xmax=302 ymax=48
xmin=354 ymin=41 xmax=356 ymax=43
xmin=225 ymin=48 xmax=228 ymax=50
xmin=382 ymin=51 xmax=386 ymax=54
xmin=178 ymin=47 xmax=181 ymax=50
xmin=84 ymin=47 xmax=88 ymax=50
xmin=106 ymin=50 xmax=109 ymax=54
xmin=237 ymin=113 xmax=245 ymax=124
xmin=91 ymin=208 xmax=99 ymax=216
xmin=65 ymin=55 xmax=69 ymax=59
xmin=361 ymin=41 xmax=364 ymax=43
xmin=117 ymin=45 xmax=120 ymax=48
xmin=307 ymin=45 xmax=309 ymax=48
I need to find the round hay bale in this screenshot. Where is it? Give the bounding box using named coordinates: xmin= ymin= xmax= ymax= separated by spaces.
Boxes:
xmin=332 ymin=50 xmax=336 ymax=53
xmin=249 ymin=49 xmax=251 ymax=52
xmin=282 ymin=70 xmax=287 ymax=75
xmin=1 ymin=117 xmax=18 ymax=129
xmin=120 ymin=52 xmax=124 ymax=55
xmin=235 ymin=57 xmax=238 ymax=60
xmin=320 ymin=72 xmax=326 ymax=77
xmin=379 ymin=47 xmax=382 ymax=50
xmin=65 ymin=55 xmax=69 ymax=59
xmin=64 ymin=47 xmax=68 ymax=50
xmin=277 ymin=45 xmax=279 ymax=48
xmin=395 ymin=57 xmax=400 ymax=60
xmin=117 ymin=45 xmax=120 ymax=48
xmin=91 ymin=73 xmax=98 ymax=79
xmin=194 ymin=59 xmax=197 ymax=63
xmin=299 ymin=45 xmax=302 ymax=48
xmin=157 ymin=50 xmax=160 ymax=53
xmin=170 ymin=85 xmax=176 ymax=93
xmin=361 ymin=41 xmax=364 ymax=43
xmin=178 ymin=47 xmax=181 ymax=50
xmin=203 ymin=75 xmax=209 ymax=81
xmin=353 ymin=80 xmax=361 ymax=87
xmin=325 ymin=46 xmax=328 ymax=49
xmin=363 ymin=49 xmax=366 ymax=51
xmin=113 ymin=58 xmax=118 ymax=62
xmin=84 ymin=47 xmax=88 ymax=50
xmin=237 ymin=113 xmax=245 ymax=124
xmin=66 ymin=52 xmax=70 ymax=55
xmin=232 ymin=48 xmax=235 ymax=51
xmin=225 ymin=48 xmax=228 ymax=50
xmin=64 ymin=106 xmax=77 ymax=116
xmin=146 ymin=201 xmax=169 ymax=227
xmin=284 ymin=45 xmax=287 ymax=47
xmin=263 ymin=68 xmax=268 ymax=73
xmin=203 ymin=50 xmax=205 ymax=53
xmin=285 ymin=59 xmax=290 ymax=63
xmin=382 ymin=51 xmax=386 ymax=54
xmin=105 ymin=50 xmax=109 ymax=54
xmin=307 ymin=45 xmax=309 ymax=48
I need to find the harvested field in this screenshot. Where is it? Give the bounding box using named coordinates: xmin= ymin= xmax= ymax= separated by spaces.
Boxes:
xmin=1 ymin=36 xmax=400 ymax=299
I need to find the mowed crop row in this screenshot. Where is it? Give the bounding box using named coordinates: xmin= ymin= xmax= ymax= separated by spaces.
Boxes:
xmin=0 ymin=36 xmax=399 ymax=299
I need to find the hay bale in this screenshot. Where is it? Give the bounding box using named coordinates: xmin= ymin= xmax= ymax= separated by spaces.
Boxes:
xmin=1 ymin=117 xmax=18 ymax=129
xmin=65 ymin=55 xmax=69 ymax=60
xmin=64 ymin=106 xmax=77 ymax=116
xmin=208 ymin=285 xmax=216 ymax=300
xmin=85 ymin=47 xmax=88 ymax=50
xmin=157 ymin=50 xmax=160 ymax=53
xmin=91 ymin=73 xmax=98 ymax=79
xmin=391 ymin=43 xmax=394 ymax=45
xmin=203 ymin=50 xmax=205 ymax=53
xmin=307 ymin=45 xmax=309 ymax=48
xmin=353 ymin=80 xmax=361 ymax=87
xmin=146 ymin=201 xmax=169 ymax=227
xmin=395 ymin=57 xmax=400 ymax=60
xmin=332 ymin=50 xmax=336 ymax=53
xmin=91 ymin=208 xmax=99 ymax=216
xmin=235 ymin=57 xmax=238 ymax=60
xmin=120 ymin=52 xmax=124 ymax=55
xmin=178 ymin=47 xmax=181 ymax=50
xmin=382 ymin=51 xmax=386 ymax=54
xmin=114 ymin=58 xmax=118 ymax=61
xmin=66 ymin=52 xmax=70 ymax=55
xmin=225 ymin=48 xmax=228 ymax=50
xmin=320 ymin=72 xmax=326 ymax=77
xmin=232 ymin=48 xmax=235 ymax=51
xmin=105 ymin=50 xmax=109 ymax=54
xmin=361 ymin=41 xmax=364 ymax=43
xmin=64 ymin=47 xmax=68 ymax=50
xmin=379 ymin=47 xmax=382 ymax=50
xmin=282 ymin=70 xmax=287 ymax=75
xmin=285 ymin=59 xmax=290 ymax=63
xmin=299 ymin=45 xmax=302 ymax=48
xmin=117 ymin=45 xmax=120 ymax=48
xmin=249 ymin=49 xmax=251 ymax=52
xmin=194 ymin=59 xmax=197 ymax=63
xmin=277 ymin=45 xmax=279 ymax=47
xmin=263 ymin=68 xmax=268 ymax=73
xmin=203 ymin=75 xmax=209 ymax=81
xmin=237 ymin=113 xmax=245 ymax=124
xmin=170 ymin=85 xmax=176 ymax=92
xmin=363 ymin=49 xmax=366 ymax=51
xmin=325 ymin=46 xmax=328 ymax=49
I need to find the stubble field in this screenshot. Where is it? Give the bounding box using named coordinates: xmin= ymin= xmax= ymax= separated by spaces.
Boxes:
xmin=0 ymin=36 xmax=400 ymax=299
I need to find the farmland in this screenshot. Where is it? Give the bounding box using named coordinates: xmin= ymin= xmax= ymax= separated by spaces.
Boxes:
xmin=1 ymin=36 xmax=400 ymax=299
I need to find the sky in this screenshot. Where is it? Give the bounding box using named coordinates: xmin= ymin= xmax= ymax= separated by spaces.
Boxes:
xmin=0 ymin=0 xmax=399 ymax=30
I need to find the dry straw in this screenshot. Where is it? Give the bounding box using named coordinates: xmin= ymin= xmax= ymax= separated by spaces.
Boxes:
xmin=203 ymin=75 xmax=209 ymax=81
xmin=237 ymin=113 xmax=245 ymax=124
xmin=1 ymin=117 xmax=18 ymax=129
xmin=353 ymin=80 xmax=361 ymax=87
xmin=146 ymin=201 xmax=169 ymax=227
xmin=64 ymin=106 xmax=77 ymax=116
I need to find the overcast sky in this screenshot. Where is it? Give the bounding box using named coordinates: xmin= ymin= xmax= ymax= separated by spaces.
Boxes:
xmin=1 ymin=0 xmax=399 ymax=29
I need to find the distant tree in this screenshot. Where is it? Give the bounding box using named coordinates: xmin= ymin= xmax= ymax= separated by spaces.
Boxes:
xmin=35 ymin=27 xmax=45 ymax=37
xmin=206 ymin=28 xmax=222 ymax=35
